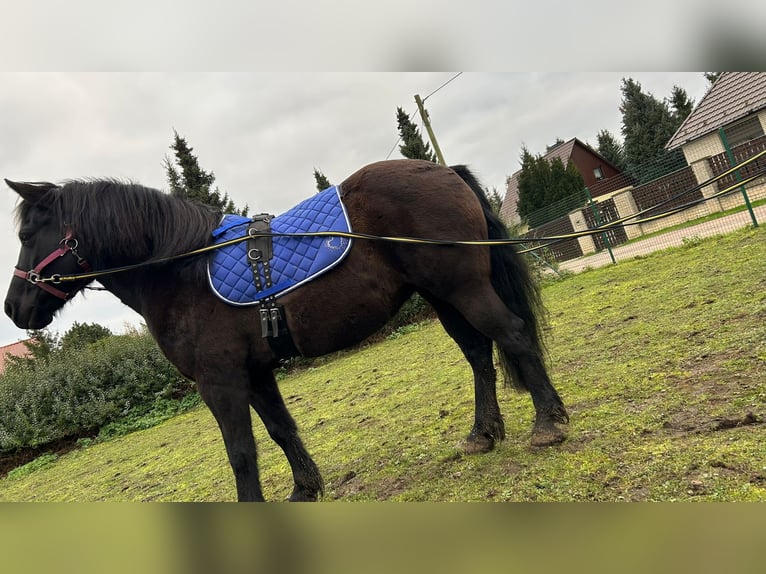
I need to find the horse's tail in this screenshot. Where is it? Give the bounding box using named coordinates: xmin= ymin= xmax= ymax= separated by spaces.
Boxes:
xmin=450 ymin=165 xmax=547 ymax=392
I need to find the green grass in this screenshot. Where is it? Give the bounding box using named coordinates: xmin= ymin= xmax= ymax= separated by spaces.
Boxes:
xmin=1 ymin=227 xmax=764 ymax=501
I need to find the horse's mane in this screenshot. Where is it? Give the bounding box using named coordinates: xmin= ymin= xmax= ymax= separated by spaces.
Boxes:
xmin=48 ymin=179 xmax=221 ymax=273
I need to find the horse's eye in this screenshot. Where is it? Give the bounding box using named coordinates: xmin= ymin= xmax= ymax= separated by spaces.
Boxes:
xmin=18 ymin=232 xmax=33 ymax=244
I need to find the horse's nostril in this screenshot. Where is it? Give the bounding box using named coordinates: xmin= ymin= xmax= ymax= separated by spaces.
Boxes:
xmin=4 ymin=299 xmax=12 ymax=320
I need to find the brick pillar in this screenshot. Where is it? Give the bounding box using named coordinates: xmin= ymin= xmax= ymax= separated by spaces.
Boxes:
xmin=690 ymin=160 xmax=723 ymax=214
xmin=612 ymin=189 xmax=643 ymax=240
xmin=568 ymin=209 xmax=596 ymax=254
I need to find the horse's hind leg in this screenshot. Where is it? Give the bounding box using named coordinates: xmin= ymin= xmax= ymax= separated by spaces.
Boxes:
xmin=447 ymin=286 xmax=568 ymax=447
xmin=424 ymin=296 xmax=505 ymax=454
xmin=197 ymin=382 xmax=265 ymax=501
xmin=248 ymin=371 xmax=324 ymax=502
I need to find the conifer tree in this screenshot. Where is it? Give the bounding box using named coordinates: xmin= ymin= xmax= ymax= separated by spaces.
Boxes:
xmin=164 ymin=131 xmax=248 ymax=215
xmin=619 ymin=78 xmax=690 ymax=182
xmin=596 ymin=129 xmax=627 ymax=172
xmin=313 ymin=168 xmax=332 ymax=192
xmin=704 ymin=72 xmax=722 ymax=85
xmin=669 ymin=85 xmax=695 ymax=125
xmin=396 ymin=107 xmax=436 ymax=162
xmin=483 ymin=186 xmax=504 ymax=215
xmin=516 ymin=146 xmax=585 ymax=224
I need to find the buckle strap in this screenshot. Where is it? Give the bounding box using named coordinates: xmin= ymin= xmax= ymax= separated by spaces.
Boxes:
xmin=247 ymin=214 xmax=275 ymax=292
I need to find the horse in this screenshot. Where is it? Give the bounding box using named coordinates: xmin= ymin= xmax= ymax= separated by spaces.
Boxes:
xmin=4 ymin=159 xmax=568 ymax=501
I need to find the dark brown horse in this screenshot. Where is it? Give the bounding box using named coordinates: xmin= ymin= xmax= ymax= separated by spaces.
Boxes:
xmin=4 ymin=159 xmax=567 ymax=501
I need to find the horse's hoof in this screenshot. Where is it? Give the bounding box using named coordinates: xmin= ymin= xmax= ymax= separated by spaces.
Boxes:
xmin=288 ymin=489 xmax=320 ymax=502
xmin=530 ymin=425 xmax=566 ymax=447
xmin=460 ymin=433 xmax=495 ymax=454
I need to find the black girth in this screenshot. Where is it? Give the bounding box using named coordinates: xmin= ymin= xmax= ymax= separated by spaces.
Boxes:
xmin=246 ymin=214 xmax=299 ymax=360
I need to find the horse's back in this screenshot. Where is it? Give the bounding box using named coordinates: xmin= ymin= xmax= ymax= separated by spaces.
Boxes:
xmin=339 ymin=160 xmax=488 ymax=242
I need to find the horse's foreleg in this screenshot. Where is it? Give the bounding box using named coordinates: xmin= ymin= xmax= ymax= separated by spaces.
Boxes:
xmin=198 ymin=383 xmax=264 ymax=502
xmin=249 ymin=371 xmax=324 ymax=502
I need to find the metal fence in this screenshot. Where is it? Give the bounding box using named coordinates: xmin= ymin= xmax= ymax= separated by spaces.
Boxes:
xmin=519 ymin=134 xmax=766 ymax=274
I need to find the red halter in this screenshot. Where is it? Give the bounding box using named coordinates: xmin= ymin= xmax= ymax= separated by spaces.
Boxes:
xmin=13 ymin=230 xmax=92 ymax=301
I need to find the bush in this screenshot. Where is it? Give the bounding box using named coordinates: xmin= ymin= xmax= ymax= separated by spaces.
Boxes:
xmin=384 ymin=293 xmax=434 ymax=333
xmin=0 ymin=332 xmax=193 ymax=452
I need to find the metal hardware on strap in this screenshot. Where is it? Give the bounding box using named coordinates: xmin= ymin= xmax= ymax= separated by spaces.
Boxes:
xmin=247 ymin=214 xmax=274 ymax=294
xmin=257 ymin=301 xmax=299 ymax=359
xmin=247 ymin=214 xmax=282 ymax=339
xmin=14 ymin=230 xmax=93 ymax=301
xmin=270 ymin=307 xmax=280 ymax=336
xmin=258 ymin=297 xmax=284 ymax=339
xmin=259 ymin=308 xmax=270 ymax=338
xmin=247 ymin=214 xmax=274 ymax=260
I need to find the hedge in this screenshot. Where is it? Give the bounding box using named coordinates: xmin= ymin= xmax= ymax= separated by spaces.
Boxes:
xmin=0 ymin=332 xmax=193 ymax=452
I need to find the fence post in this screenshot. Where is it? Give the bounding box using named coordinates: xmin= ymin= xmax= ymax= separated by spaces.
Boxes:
xmin=718 ymin=128 xmax=759 ymax=228
xmin=585 ymin=187 xmax=616 ymax=264
xmin=568 ymin=210 xmax=597 ymax=254
xmin=612 ymin=189 xmax=643 ymax=240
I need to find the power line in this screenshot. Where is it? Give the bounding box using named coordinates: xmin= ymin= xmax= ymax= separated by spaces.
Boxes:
xmin=385 ymin=73 xmax=462 ymax=160
xmin=422 ymin=72 xmax=463 ymax=102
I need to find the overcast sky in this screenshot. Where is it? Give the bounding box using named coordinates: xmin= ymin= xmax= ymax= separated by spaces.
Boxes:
xmin=0 ymin=72 xmax=713 ymax=346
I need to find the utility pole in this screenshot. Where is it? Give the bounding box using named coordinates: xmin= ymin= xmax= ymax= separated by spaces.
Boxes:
xmin=414 ymin=94 xmax=447 ymax=166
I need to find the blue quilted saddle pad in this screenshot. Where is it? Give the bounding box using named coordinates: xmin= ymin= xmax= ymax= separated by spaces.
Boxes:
xmin=207 ymin=186 xmax=353 ymax=306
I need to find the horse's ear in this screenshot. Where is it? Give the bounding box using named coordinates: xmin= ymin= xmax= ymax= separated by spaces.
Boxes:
xmin=5 ymin=179 xmax=58 ymax=204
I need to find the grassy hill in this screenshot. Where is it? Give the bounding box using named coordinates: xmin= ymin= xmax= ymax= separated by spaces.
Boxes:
xmin=1 ymin=227 xmax=764 ymax=501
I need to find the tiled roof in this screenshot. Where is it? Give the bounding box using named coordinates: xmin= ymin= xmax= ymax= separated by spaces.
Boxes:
xmin=499 ymin=171 xmax=521 ymax=223
xmin=666 ymin=72 xmax=766 ymax=150
xmin=543 ymin=139 xmax=577 ymax=164
xmin=0 ymin=340 xmax=32 ymax=373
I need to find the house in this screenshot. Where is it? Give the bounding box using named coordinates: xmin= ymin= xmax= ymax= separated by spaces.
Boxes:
xmin=500 ymin=137 xmax=626 ymax=225
xmin=0 ymin=340 xmax=32 ymax=374
xmin=665 ymin=72 xmax=766 ymax=210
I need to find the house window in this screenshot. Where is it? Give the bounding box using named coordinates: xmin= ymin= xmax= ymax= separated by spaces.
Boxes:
xmin=723 ymin=115 xmax=765 ymax=147
xmin=593 ymin=166 xmax=604 ymax=180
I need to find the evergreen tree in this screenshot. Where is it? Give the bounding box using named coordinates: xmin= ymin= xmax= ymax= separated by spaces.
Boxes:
xmin=164 ymin=131 xmax=248 ymax=215
xmin=396 ymin=107 xmax=436 ymax=162
xmin=516 ymin=146 xmax=585 ymax=224
xmin=483 ymin=186 xmax=504 ymax=215
xmin=313 ymin=168 xmax=332 ymax=192
xmin=619 ymin=78 xmax=690 ymax=182
xmin=515 ymin=147 xmax=539 ymax=221
xmin=704 ymin=72 xmax=722 ymax=85
xmin=596 ymin=129 xmax=627 ymax=172
xmin=669 ymin=85 xmax=695 ymax=125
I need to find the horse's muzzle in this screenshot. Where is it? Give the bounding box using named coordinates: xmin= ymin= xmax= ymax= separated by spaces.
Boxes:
xmin=4 ymin=298 xmax=54 ymax=330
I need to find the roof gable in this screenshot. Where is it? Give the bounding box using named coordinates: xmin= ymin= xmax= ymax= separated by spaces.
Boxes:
xmin=666 ymin=72 xmax=766 ymax=149
xmin=543 ymin=139 xmax=576 ymax=164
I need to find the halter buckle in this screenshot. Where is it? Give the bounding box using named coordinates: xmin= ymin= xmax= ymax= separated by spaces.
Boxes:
xmin=61 ymin=237 xmax=79 ymax=250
